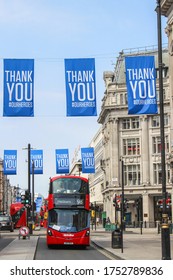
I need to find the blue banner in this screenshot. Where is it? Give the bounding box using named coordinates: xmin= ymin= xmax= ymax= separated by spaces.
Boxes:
xmin=125 ymin=56 xmax=157 ymax=115
xmin=16 ymin=197 xmax=21 ymax=202
xmin=55 ymin=149 xmax=69 ymax=174
xmin=30 ymin=150 xmax=43 ymax=174
xmin=35 ymin=197 xmax=43 ymax=213
xmin=3 ymin=59 xmax=34 ymax=117
xmin=3 ymin=150 xmax=17 ymax=175
xmin=81 ymin=147 xmax=95 ymax=173
xmin=64 ymin=58 xmax=97 ymax=116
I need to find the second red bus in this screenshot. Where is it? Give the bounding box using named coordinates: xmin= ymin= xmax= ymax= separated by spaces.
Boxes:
xmin=10 ymin=203 xmax=27 ymax=228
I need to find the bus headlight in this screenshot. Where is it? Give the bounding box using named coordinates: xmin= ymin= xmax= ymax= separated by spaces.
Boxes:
xmin=47 ymin=229 xmax=53 ymax=236
xmin=85 ymin=230 xmax=90 ymax=236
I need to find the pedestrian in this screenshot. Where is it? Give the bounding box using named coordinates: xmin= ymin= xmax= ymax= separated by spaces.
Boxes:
xmin=96 ymin=217 xmax=100 ymax=226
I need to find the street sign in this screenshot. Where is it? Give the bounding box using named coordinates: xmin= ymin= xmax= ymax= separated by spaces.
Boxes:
xmin=19 ymin=226 xmax=30 ymax=239
xmin=16 ymin=196 xmax=21 ymax=202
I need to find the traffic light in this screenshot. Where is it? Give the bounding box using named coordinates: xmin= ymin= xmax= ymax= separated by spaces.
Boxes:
xmin=124 ymin=198 xmax=129 ymax=212
xmin=21 ymin=194 xmax=26 ymax=205
xmin=166 ymin=198 xmax=171 ymax=208
xmin=135 ymin=198 xmax=140 ymax=209
xmin=25 ymin=190 xmax=31 ymax=205
xmin=157 ymin=199 xmax=163 ymax=208
xmin=90 ymin=203 xmax=94 ymax=210
xmin=113 ymin=195 xmax=120 ymax=211
xmin=91 ymin=210 xmax=95 ymax=218
xmin=113 ymin=195 xmax=116 ymax=207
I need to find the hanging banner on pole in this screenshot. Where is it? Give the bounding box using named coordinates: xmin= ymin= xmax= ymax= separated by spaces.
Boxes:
xmin=3 ymin=150 xmax=17 ymax=175
xmin=125 ymin=56 xmax=157 ymax=115
xmin=81 ymin=147 xmax=95 ymax=173
xmin=64 ymin=58 xmax=97 ymax=116
xmin=3 ymin=59 xmax=34 ymax=117
xmin=35 ymin=197 xmax=43 ymax=213
xmin=30 ymin=150 xmax=43 ymax=174
xmin=55 ymin=149 xmax=69 ymax=174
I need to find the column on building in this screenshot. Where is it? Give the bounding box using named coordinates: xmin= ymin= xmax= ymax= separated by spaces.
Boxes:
xmin=143 ymin=193 xmax=155 ymax=225
xmin=109 ymin=117 xmax=119 ymax=187
xmin=142 ymin=193 xmax=149 ymax=224
xmin=110 ymin=117 xmax=120 ymax=223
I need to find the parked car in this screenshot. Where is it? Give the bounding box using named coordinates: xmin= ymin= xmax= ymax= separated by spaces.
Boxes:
xmin=0 ymin=214 xmax=14 ymax=232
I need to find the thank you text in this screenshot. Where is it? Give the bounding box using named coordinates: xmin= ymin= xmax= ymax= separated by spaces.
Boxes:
xmin=3 ymin=150 xmax=17 ymax=175
xmin=81 ymin=147 xmax=95 ymax=173
xmin=125 ymin=56 xmax=157 ymax=115
xmin=30 ymin=150 xmax=43 ymax=174
xmin=65 ymin=58 xmax=97 ymax=116
xmin=3 ymin=59 xmax=34 ymax=116
xmin=56 ymin=149 xmax=69 ymax=174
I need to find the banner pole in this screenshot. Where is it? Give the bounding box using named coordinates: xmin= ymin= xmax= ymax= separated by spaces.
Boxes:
xmin=156 ymin=0 xmax=171 ymax=260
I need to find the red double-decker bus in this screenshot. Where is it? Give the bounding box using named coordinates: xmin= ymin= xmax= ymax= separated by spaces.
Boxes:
xmin=47 ymin=175 xmax=90 ymax=248
xmin=10 ymin=203 xmax=27 ymax=228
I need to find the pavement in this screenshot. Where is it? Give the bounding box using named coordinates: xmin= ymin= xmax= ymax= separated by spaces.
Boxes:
xmin=91 ymin=226 xmax=173 ymax=260
xmin=0 ymin=225 xmax=173 ymax=260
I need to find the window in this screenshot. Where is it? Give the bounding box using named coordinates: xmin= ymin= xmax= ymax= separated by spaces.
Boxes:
xmin=152 ymin=114 xmax=169 ymax=127
xmin=153 ymin=163 xmax=170 ymax=185
xmin=153 ymin=137 xmax=161 ymax=154
xmin=122 ymin=118 xmax=139 ymax=130
xmin=120 ymin=93 xmax=124 ymax=105
xmin=119 ymin=93 xmax=128 ymax=105
xmin=122 ymin=119 xmax=130 ymax=129
xmin=124 ymin=164 xmax=140 ymax=186
xmin=152 ymin=116 xmax=160 ymax=127
xmin=52 ymin=178 xmax=88 ymax=194
xmin=164 ymin=114 xmax=169 ymax=126
xmin=123 ymin=138 xmax=140 ymax=155
xmin=156 ymin=89 xmax=166 ymax=101
xmin=132 ymin=118 xmax=139 ymax=129
xmin=48 ymin=209 xmax=89 ymax=232
xmin=152 ymin=135 xmax=169 ymax=154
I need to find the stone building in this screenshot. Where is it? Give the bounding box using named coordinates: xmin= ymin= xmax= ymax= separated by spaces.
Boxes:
xmin=89 ymin=128 xmax=103 ymax=210
xmin=87 ymin=1 xmax=173 ymax=226
xmin=0 ymin=159 xmax=15 ymax=214
xmin=97 ymin=45 xmax=172 ymax=225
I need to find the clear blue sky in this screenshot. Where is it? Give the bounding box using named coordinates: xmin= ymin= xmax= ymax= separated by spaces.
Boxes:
xmin=0 ymin=0 xmax=168 ymax=197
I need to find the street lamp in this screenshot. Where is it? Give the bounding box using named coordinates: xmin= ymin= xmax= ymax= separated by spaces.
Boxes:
xmin=31 ymin=160 xmax=35 ymax=227
xmin=23 ymin=143 xmax=32 ymax=229
xmin=120 ymin=159 xmax=124 ymax=253
xmin=156 ymin=0 xmax=171 ymax=260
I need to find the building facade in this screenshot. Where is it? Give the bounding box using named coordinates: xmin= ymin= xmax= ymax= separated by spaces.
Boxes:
xmin=97 ymin=45 xmax=173 ymax=225
xmin=88 ymin=0 xmax=173 ymax=226
xmin=0 ymin=159 xmax=16 ymax=214
xmin=71 ymin=1 xmax=173 ymax=226
xmin=89 ymin=127 xmax=103 ymax=208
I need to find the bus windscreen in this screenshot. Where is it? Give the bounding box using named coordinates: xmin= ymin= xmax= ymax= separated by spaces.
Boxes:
xmin=48 ymin=208 xmax=89 ymax=232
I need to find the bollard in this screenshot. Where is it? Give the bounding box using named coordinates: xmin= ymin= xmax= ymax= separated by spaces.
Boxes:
xmin=158 ymin=222 xmax=161 ymax=234
xmin=29 ymin=223 xmax=33 ymax=234
xmin=140 ymin=221 xmax=143 ymax=235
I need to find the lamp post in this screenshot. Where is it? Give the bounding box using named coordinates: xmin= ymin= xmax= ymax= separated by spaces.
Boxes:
xmin=28 ymin=143 xmax=31 ymax=195
xmin=27 ymin=143 xmax=31 ymax=229
xmin=31 ymin=160 xmax=35 ymax=228
xmin=23 ymin=143 xmax=32 ymax=228
xmin=120 ymin=158 xmax=124 ymax=253
xmin=156 ymin=0 xmax=171 ymax=260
